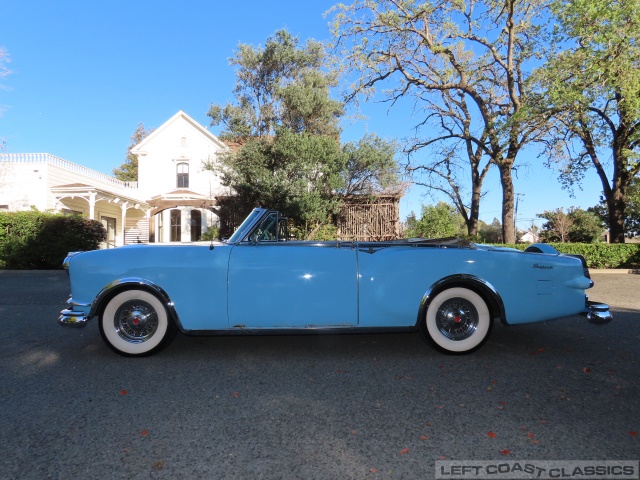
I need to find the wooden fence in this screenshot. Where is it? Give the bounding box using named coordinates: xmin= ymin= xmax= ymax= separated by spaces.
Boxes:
xmin=337 ymin=195 xmax=401 ymax=241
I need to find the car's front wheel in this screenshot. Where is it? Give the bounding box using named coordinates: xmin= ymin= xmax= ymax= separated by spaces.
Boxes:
xmin=99 ymin=289 xmax=176 ymax=356
xmin=422 ymin=287 xmax=492 ymax=354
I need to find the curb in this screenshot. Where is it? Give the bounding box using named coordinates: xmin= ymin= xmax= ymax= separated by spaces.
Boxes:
xmin=590 ymin=269 xmax=640 ymax=275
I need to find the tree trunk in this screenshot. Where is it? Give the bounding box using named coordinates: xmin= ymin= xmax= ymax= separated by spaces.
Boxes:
xmin=607 ymin=186 xmax=627 ymax=243
xmin=467 ymin=182 xmax=481 ymax=237
xmin=499 ymin=162 xmax=516 ymax=244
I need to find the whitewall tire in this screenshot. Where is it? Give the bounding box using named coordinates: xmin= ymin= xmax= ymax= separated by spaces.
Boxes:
xmin=99 ymin=289 xmax=176 ymax=356
xmin=423 ymin=287 xmax=492 ymax=354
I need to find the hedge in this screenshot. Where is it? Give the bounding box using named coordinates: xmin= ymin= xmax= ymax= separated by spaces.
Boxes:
xmin=495 ymin=242 xmax=640 ymax=269
xmin=0 ymin=211 xmax=106 ymax=269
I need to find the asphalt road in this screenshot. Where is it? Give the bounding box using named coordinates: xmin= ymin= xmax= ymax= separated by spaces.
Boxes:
xmin=0 ymin=271 xmax=638 ymax=480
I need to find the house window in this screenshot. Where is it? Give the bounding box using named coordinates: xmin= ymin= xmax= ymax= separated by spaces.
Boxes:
xmin=157 ymin=213 xmax=163 ymax=243
xmin=191 ymin=210 xmax=202 ymax=241
xmin=170 ymin=209 xmax=181 ymax=242
xmin=177 ymin=162 xmax=189 ymax=188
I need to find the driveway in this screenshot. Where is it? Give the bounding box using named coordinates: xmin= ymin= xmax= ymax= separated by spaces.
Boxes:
xmin=0 ymin=271 xmax=638 ymax=479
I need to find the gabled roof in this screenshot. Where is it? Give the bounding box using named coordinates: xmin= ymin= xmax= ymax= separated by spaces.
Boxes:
xmin=130 ymin=110 xmax=229 ymax=154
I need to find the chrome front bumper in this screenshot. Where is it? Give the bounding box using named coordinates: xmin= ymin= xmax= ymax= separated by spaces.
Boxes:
xmin=587 ymin=301 xmax=612 ymax=324
xmin=58 ymin=309 xmax=90 ymax=328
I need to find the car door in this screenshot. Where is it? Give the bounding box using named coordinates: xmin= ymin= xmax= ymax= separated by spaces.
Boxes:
xmin=227 ymin=214 xmax=358 ymax=328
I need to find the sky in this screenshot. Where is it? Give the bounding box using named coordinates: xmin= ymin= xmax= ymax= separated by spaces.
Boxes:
xmin=0 ymin=0 xmax=608 ymax=230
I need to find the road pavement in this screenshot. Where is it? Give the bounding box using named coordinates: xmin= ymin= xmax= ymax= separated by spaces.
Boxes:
xmin=0 ymin=271 xmax=638 ymax=479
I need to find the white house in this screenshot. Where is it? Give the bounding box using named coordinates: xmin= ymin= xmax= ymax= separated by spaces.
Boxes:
xmin=0 ymin=111 xmax=230 ymax=247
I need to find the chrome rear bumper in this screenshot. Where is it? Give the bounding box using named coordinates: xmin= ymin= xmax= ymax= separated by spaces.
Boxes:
xmin=587 ymin=301 xmax=612 ymax=324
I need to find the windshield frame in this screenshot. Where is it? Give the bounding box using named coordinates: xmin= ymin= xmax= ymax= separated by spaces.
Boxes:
xmin=225 ymin=208 xmax=268 ymax=244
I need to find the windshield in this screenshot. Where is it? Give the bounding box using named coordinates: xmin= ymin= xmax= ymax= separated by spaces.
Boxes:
xmin=226 ymin=209 xmax=266 ymax=243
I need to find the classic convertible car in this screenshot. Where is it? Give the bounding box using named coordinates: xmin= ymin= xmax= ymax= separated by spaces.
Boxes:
xmin=59 ymin=208 xmax=611 ymax=356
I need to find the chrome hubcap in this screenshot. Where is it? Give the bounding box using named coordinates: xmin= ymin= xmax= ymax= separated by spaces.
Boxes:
xmin=114 ymin=300 xmax=158 ymax=343
xmin=435 ymin=298 xmax=478 ymax=341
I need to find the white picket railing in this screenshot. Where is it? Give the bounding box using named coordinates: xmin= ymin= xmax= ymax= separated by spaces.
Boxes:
xmin=0 ymin=153 xmax=138 ymax=189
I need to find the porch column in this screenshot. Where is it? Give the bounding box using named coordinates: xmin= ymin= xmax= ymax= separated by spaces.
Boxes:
xmin=88 ymin=192 xmax=96 ymax=220
xmin=120 ymin=202 xmax=129 ymax=246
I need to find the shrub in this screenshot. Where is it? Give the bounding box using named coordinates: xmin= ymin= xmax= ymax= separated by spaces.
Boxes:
xmin=0 ymin=211 xmax=106 ymax=269
xmin=495 ymin=242 xmax=640 ymax=269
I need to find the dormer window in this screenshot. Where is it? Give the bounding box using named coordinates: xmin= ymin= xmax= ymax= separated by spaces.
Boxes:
xmin=177 ymin=162 xmax=189 ymax=188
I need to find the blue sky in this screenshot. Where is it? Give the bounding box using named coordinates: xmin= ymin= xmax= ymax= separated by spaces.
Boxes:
xmin=1 ymin=0 xmax=607 ymax=229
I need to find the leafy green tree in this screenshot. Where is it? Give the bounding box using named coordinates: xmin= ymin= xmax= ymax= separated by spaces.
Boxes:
xmin=538 ymin=207 xmax=603 ymax=243
xmin=340 ymin=133 xmax=401 ymax=198
xmin=538 ymin=208 xmax=574 ymax=243
xmin=533 ymin=0 xmax=640 ymax=243
xmin=217 ymin=128 xmax=345 ymax=235
xmin=404 ymin=202 xmax=465 ymax=239
xmin=478 ymin=218 xmax=503 ymax=244
xmin=113 ymin=123 xmax=153 ymax=181
xmin=208 ymin=29 xmax=402 ymax=237
xmin=330 ymin=0 xmax=551 ymax=242
xmin=208 ymin=30 xmax=343 ymax=141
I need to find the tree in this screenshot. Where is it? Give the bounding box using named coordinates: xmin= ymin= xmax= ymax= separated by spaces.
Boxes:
xmin=330 ymin=0 xmax=551 ymax=243
xmin=216 ymin=128 xmax=345 ymax=234
xmin=533 ymin=0 xmax=640 ymax=243
xmin=340 ymin=133 xmax=402 ymax=198
xmin=478 ymin=218 xmax=503 ymax=243
xmin=404 ymin=202 xmax=465 ymax=238
xmin=113 ymin=123 xmax=153 ymax=181
xmin=538 ymin=208 xmax=574 ymax=242
xmin=538 ymin=207 xmax=602 ymax=243
xmin=208 ymin=30 xmax=343 ymax=141
xmin=591 ymin=175 xmax=640 ymax=238
xmin=208 ymin=29 xmax=403 ymax=237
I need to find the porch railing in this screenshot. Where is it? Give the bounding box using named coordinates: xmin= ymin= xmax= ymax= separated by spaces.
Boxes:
xmin=0 ymin=153 xmax=138 ymax=189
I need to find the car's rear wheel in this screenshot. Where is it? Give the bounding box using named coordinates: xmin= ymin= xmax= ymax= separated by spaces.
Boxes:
xmin=99 ymin=289 xmax=176 ymax=356
xmin=422 ymin=287 xmax=492 ymax=354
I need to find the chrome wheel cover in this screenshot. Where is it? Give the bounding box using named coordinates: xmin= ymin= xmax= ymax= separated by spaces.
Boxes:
xmin=435 ymin=297 xmax=479 ymax=341
xmin=114 ymin=300 xmax=159 ymax=343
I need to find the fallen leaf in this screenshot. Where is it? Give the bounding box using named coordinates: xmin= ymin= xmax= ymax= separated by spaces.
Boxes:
xmin=233 ymin=391 xmax=239 ymax=398
xmin=141 ymin=429 xmax=149 ymax=437
xmin=488 ymin=431 xmax=497 ymax=438
xmin=351 ymin=430 xmax=358 ymax=435
xmin=370 ymin=468 xmax=378 ymax=473
xmin=399 ymin=448 xmax=410 ymax=455
xmin=500 ymin=449 xmax=511 ymax=455
xmin=420 ymin=435 xmax=429 ymax=441
xmin=438 ymin=456 xmax=447 ymax=460
xmin=583 ymin=367 xmax=592 ymax=373
xmin=152 ymin=461 xmax=165 ymax=471
xmin=528 ymin=432 xmax=535 ymax=439
xmin=120 ymin=390 xmax=128 ymax=396
xmin=629 ymin=431 xmax=638 ymax=436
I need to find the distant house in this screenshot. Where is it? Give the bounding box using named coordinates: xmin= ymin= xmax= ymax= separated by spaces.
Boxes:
xmin=518 ymin=230 xmax=540 ymax=244
xmin=0 ymin=111 xmax=229 ymax=247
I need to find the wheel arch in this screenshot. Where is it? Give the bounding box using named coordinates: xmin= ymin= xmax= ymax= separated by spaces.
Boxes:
xmin=89 ymin=278 xmax=183 ymax=331
xmin=417 ymin=274 xmax=508 ymax=327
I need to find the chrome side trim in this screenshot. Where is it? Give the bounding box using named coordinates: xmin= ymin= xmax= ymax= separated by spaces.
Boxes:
xmin=418 ymin=274 xmax=507 ymax=326
xmin=586 ymin=301 xmax=612 ymax=324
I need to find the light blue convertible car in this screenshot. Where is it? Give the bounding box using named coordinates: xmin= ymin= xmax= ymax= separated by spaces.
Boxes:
xmin=59 ymin=208 xmax=611 ymax=356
